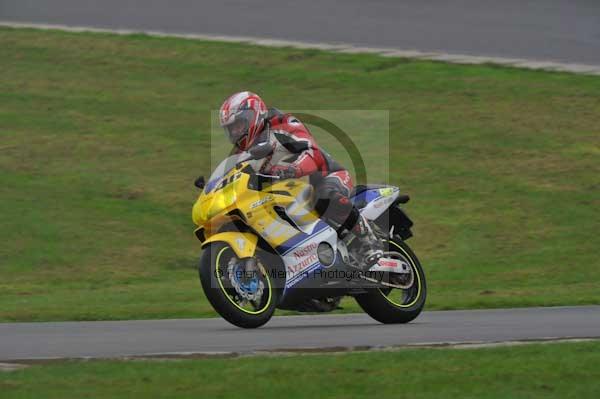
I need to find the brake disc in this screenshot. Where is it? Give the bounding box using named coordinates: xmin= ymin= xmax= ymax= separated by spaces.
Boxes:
xmin=227 ymin=258 xmax=265 ymax=302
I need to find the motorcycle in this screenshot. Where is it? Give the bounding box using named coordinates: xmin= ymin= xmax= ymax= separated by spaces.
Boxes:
xmin=192 ymin=144 xmax=426 ymax=328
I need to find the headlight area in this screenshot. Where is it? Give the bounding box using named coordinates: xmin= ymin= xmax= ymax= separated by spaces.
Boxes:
xmin=204 ymin=185 xmax=238 ymax=221
xmin=192 ymin=176 xmax=250 ymax=227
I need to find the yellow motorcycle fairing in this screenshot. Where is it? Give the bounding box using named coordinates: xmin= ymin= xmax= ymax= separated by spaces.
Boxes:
xmin=192 ymin=162 xmax=321 ymax=258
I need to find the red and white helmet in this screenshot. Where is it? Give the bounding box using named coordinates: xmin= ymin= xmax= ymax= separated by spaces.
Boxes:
xmin=219 ymin=91 xmax=268 ymax=150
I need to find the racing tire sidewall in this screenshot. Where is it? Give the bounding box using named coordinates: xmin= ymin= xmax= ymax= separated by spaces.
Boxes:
xmin=354 ymin=238 xmax=427 ymax=324
xmin=199 ymin=242 xmax=279 ymax=328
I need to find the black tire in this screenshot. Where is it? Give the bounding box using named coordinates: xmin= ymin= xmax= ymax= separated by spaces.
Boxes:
xmin=199 ymin=242 xmax=279 ymax=328
xmin=354 ymin=238 xmax=426 ymax=324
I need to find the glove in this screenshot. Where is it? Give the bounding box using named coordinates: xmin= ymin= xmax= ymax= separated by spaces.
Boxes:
xmin=270 ymin=165 xmax=298 ymax=180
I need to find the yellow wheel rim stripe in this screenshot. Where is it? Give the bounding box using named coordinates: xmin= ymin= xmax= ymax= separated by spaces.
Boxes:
xmin=215 ymin=246 xmax=273 ymax=315
xmin=378 ymin=240 xmax=422 ymax=308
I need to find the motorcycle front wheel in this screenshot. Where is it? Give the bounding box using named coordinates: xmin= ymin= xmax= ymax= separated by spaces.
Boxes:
xmin=354 ymin=237 xmax=426 ymax=324
xmin=199 ymin=242 xmax=279 ymax=328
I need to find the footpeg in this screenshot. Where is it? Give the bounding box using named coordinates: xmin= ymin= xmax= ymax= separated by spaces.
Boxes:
xmin=365 ymin=250 xmax=384 ymax=267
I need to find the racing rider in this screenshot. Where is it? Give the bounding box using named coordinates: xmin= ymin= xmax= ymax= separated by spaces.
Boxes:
xmin=219 ymin=91 xmax=383 ymax=267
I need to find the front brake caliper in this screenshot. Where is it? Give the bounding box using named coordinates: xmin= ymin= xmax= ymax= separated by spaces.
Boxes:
xmin=228 ymin=258 xmax=264 ymax=301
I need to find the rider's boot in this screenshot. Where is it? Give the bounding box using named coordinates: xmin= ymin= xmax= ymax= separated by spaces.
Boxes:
xmin=348 ymin=215 xmax=384 ymax=269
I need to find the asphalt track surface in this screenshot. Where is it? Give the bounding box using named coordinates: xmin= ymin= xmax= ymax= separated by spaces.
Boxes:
xmin=1 ymin=2 xmax=599 ymax=362
xmin=1 ymin=0 xmax=600 ymax=66
xmin=1 ymin=306 xmax=599 ymax=361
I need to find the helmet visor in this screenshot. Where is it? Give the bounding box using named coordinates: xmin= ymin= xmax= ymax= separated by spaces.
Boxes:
xmin=223 ymin=109 xmax=255 ymax=146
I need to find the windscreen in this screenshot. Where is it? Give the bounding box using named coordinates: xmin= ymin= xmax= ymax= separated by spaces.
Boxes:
xmin=204 ymin=152 xmax=251 ymax=193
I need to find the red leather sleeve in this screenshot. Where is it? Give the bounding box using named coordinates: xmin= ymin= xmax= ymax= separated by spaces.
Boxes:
xmin=270 ymin=114 xmax=329 ymax=176
xmin=291 ymin=152 xmax=319 ymax=177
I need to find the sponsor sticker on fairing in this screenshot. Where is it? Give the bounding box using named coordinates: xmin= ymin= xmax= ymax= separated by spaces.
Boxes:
xmin=379 ymin=187 xmax=395 ymax=197
xmin=368 ymin=257 xmax=411 ymax=274
xmin=250 ymin=195 xmax=273 ymax=209
xmin=287 ymin=242 xmax=319 ymax=274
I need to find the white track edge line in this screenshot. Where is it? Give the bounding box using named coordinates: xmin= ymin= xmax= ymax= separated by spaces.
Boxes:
xmin=1 ymin=21 xmax=600 ymax=76
xmin=3 ymin=337 xmax=600 ymax=363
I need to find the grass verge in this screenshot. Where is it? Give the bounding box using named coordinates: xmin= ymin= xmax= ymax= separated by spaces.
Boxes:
xmin=1 ymin=341 xmax=600 ymax=398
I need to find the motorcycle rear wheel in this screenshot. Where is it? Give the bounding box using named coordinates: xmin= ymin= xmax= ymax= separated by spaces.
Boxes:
xmin=354 ymin=238 xmax=426 ymax=324
xmin=199 ymin=242 xmax=279 ymax=328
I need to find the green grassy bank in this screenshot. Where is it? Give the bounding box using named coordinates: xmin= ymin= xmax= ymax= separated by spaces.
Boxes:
xmin=1 ymin=27 xmax=599 ymax=321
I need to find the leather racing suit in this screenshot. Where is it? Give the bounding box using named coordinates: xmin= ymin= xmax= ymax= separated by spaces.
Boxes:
xmin=243 ymin=109 xmax=361 ymax=233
